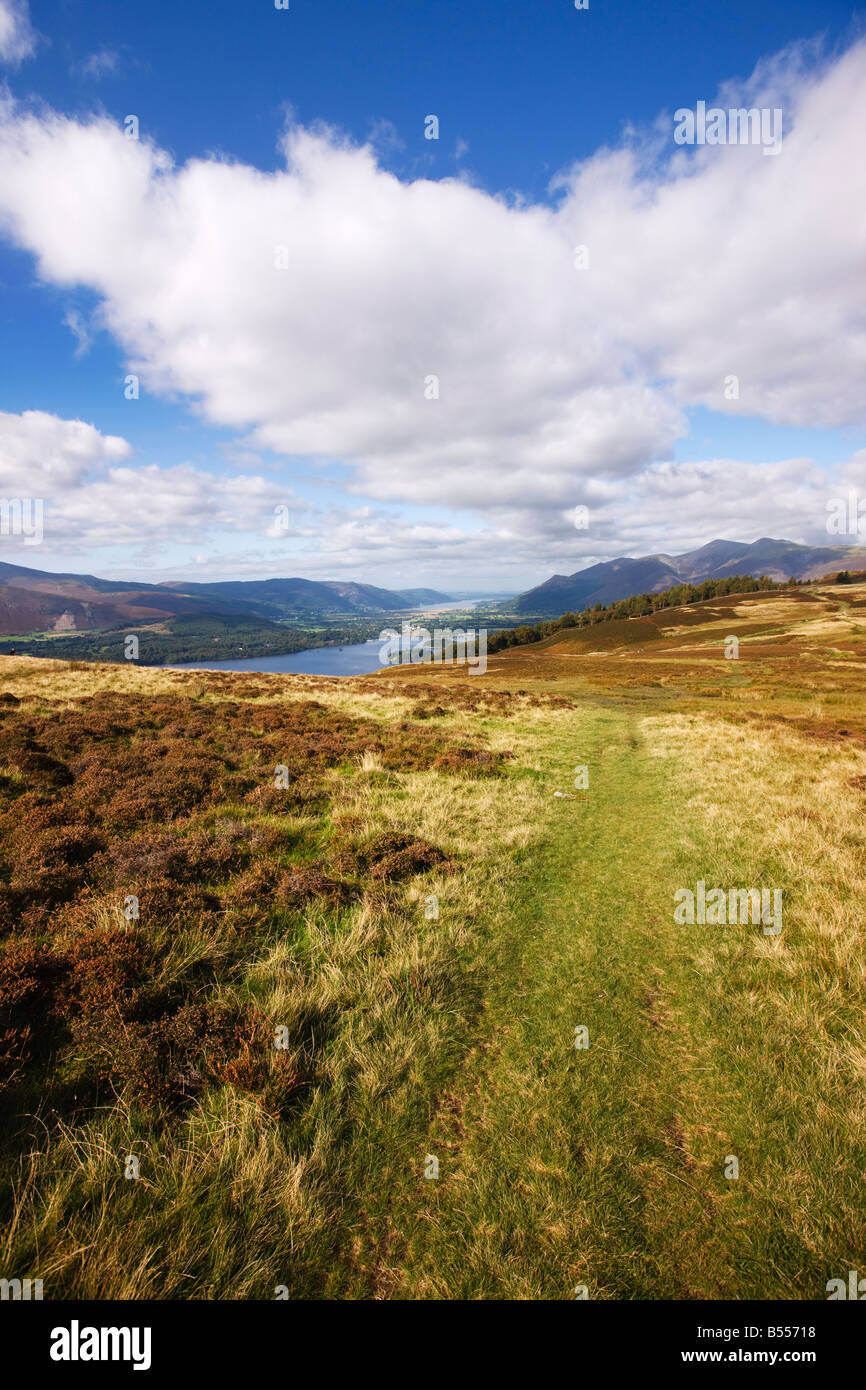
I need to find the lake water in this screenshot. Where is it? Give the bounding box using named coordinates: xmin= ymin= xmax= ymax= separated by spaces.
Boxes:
xmin=170 ymin=601 xmax=497 ymax=677
xmin=171 ymin=638 xmax=398 ymax=678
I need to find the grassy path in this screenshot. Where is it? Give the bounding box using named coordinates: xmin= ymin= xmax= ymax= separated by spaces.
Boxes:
xmin=384 ymin=701 xmax=859 ymax=1299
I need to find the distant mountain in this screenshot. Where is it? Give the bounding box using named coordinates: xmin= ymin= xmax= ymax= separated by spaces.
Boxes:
xmin=321 ymin=581 xmax=452 ymax=610
xmin=0 ymin=560 xmax=453 ymax=635
xmin=0 ymin=560 xmax=252 ymax=635
xmin=159 ymin=577 xmax=452 ymax=619
xmin=393 ymin=587 xmax=455 ymax=605
xmin=159 ymin=576 xmax=358 ymax=619
xmin=512 ymin=538 xmax=866 ymax=616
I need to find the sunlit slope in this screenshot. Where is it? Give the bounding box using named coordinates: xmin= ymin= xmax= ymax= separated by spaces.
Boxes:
xmin=384 ymin=582 xmax=866 ymax=718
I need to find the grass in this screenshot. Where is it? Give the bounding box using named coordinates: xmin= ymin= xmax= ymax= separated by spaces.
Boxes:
xmin=1 ymin=581 xmax=865 ymax=1298
xmin=358 ymin=701 xmax=866 ymax=1299
xmin=0 ymin=663 xmax=565 ymax=1297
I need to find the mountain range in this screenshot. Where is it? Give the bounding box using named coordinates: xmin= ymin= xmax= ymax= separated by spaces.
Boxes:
xmin=510 ymin=538 xmax=866 ymax=616
xmin=157 ymin=578 xmax=451 ymax=620
xmin=0 ymin=561 xmax=451 ymax=635
xmin=1 ymin=536 xmax=864 ymax=638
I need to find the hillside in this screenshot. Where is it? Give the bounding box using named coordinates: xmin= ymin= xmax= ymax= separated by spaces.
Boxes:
xmin=0 ymin=560 xmax=452 ymax=636
xmin=1 ymin=577 xmax=864 ymax=1299
xmin=512 ymin=536 xmax=866 ymax=615
xmin=0 ymin=559 xmax=252 ymax=634
xmin=158 ymin=576 xmax=452 ymax=620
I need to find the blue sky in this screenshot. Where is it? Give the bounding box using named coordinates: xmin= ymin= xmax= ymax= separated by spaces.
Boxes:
xmin=0 ymin=0 xmax=864 ymax=591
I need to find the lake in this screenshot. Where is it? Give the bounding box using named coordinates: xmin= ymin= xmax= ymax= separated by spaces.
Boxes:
xmin=171 ymin=638 xmax=399 ymax=678
xmin=170 ymin=601 xmax=496 ymax=677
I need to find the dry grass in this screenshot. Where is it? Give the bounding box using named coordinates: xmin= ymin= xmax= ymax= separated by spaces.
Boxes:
xmin=0 ymin=653 xmax=570 ymax=1297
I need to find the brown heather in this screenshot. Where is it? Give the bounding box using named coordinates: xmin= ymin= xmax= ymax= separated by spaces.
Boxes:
xmin=0 ymin=683 xmax=500 ymax=1122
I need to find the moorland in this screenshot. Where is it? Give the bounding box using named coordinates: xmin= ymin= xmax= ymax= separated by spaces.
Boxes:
xmin=0 ymin=578 xmax=864 ymax=1298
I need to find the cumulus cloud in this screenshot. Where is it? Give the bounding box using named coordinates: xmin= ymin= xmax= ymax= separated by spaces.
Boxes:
xmin=585 ymin=455 xmax=837 ymax=556
xmin=0 ymin=410 xmax=131 ymax=491
xmin=554 ymin=40 xmax=866 ymax=428
xmin=0 ymin=109 xmax=686 ymax=508
xmin=0 ymin=37 xmax=864 ymax=581
xmin=119 ymin=451 xmax=863 ymax=591
xmin=0 ymin=0 xmax=34 ymax=65
xmin=1 ymin=410 xmax=850 ymax=585
xmin=0 ymin=410 xmax=306 ymax=551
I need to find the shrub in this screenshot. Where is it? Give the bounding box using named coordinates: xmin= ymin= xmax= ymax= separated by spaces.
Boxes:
xmin=433 ymin=748 xmax=513 ymax=776
xmin=278 ymin=864 xmax=358 ymax=908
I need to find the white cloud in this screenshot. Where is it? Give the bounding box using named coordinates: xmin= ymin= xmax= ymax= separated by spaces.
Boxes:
xmin=62 ymin=307 xmax=93 ymax=356
xmin=0 ymin=0 xmax=34 ymax=65
xmin=0 ymin=39 xmax=864 ymax=584
xmin=553 ymin=40 xmax=866 ymax=428
xmin=0 ymin=409 xmax=306 ymax=551
xmin=107 ymin=451 xmax=865 ymax=592
xmin=79 ymin=49 xmax=120 ymax=81
xmin=0 ymin=409 xmax=131 ymax=491
xmin=0 ymin=110 xmax=686 ymax=504
xmin=0 ymin=411 xmax=847 ymax=587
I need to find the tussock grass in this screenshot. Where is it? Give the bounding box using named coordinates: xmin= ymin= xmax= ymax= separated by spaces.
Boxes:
xmin=0 ymin=655 xmax=568 ymax=1297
